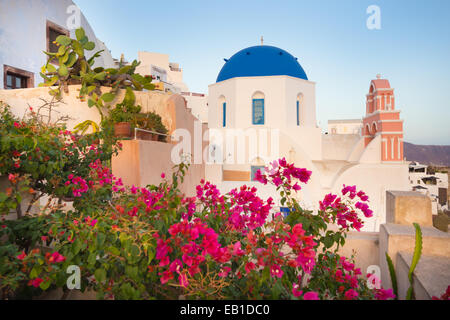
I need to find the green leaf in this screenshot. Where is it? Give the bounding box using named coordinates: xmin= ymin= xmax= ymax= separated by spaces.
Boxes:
xmin=88 ymin=252 xmax=97 ymax=266
xmin=108 ymin=246 xmax=120 ymax=256
xmin=40 ymin=279 xmax=51 ymax=291
xmin=75 ymin=28 xmax=86 ymax=41
xmin=125 ymin=265 xmax=138 ymax=280
xmin=94 ymin=268 xmax=106 ymax=283
xmin=101 ymin=92 xmax=115 ymax=103
xmin=94 ymin=72 xmax=106 ymax=81
xmin=55 ymin=35 xmax=72 ymax=46
xmin=406 ymin=286 xmax=414 ymax=300
xmin=123 ymin=87 xmax=136 ymax=105
xmin=46 ymin=64 xmax=57 ymax=73
xmin=66 ymin=52 xmax=78 ymax=68
xmin=73 ymin=41 xmax=84 ymax=58
xmin=409 ymin=223 xmax=423 ymax=282
xmin=43 ymin=51 xmax=57 ymax=57
xmin=147 ymin=248 xmax=155 ymax=264
xmin=72 ymin=238 xmax=83 ymax=255
xmin=385 ymin=252 xmax=398 ymax=299
xmin=84 ymin=41 xmax=95 ymax=51
xmin=58 ymin=64 xmax=69 ymax=77
xmin=30 ymin=266 xmax=40 ymax=279
xmin=45 ymin=76 xmax=59 ymax=87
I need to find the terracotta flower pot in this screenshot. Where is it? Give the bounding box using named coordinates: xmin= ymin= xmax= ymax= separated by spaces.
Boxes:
xmin=114 ymin=122 xmax=132 ymax=138
xmin=136 ymin=130 xmax=153 ymax=141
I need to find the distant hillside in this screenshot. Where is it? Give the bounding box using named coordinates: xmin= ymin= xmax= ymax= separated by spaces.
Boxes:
xmin=404 ymin=142 xmax=450 ymax=167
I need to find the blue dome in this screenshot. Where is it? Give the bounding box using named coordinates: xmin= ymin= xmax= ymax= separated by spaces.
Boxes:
xmin=216 ymin=45 xmax=308 ymax=83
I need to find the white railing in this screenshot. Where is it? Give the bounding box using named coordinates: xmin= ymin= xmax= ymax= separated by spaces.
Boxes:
xmin=133 ymin=127 xmax=173 ymax=141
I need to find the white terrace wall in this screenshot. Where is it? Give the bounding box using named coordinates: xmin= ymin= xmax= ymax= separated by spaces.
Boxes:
xmin=0 ymin=85 xmax=181 ymax=134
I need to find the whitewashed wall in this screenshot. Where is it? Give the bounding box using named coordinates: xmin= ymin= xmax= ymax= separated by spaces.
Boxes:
xmin=0 ymin=0 xmax=115 ymax=89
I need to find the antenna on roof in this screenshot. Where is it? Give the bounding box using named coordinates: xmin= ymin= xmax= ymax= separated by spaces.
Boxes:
xmin=261 ymin=36 xmax=264 ymax=46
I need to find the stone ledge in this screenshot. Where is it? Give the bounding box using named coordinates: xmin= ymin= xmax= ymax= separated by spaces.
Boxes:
xmin=397 ymin=251 xmax=450 ymax=300
xmin=386 ymin=191 xmax=432 ymax=226
xmin=382 ymin=223 xmax=450 ymax=239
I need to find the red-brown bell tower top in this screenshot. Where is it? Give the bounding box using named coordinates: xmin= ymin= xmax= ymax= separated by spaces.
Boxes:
xmin=363 ymin=75 xmax=404 ymax=162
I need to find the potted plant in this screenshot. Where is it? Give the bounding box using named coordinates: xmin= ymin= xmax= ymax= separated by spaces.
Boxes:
xmin=135 ymin=111 xmax=168 ymax=142
xmin=109 ymin=101 xmax=142 ymax=138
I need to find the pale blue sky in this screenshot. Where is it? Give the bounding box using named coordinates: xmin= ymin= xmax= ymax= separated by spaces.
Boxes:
xmin=74 ymin=0 xmax=450 ymax=145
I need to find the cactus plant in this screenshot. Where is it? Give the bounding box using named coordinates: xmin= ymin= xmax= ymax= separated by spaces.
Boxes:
xmin=385 ymin=222 xmax=423 ymax=300
xmin=40 ymin=27 xmax=155 ymax=120
xmin=73 ymin=120 xmax=100 ymax=135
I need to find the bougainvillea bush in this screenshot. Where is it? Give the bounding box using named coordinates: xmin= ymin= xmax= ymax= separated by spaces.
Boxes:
xmin=0 ymin=114 xmax=395 ymax=300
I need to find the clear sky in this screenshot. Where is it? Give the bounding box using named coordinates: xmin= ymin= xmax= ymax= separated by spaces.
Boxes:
xmin=74 ymin=0 xmax=450 ymax=145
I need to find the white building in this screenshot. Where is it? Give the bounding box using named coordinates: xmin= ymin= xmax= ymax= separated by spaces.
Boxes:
xmin=409 ymin=162 xmax=449 ymax=214
xmin=136 ymin=51 xmax=208 ymax=122
xmin=205 ymin=44 xmax=411 ymax=232
xmin=0 ymin=0 xmax=115 ymax=90
xmin=328 ymin=119 xmax=362 ymax=135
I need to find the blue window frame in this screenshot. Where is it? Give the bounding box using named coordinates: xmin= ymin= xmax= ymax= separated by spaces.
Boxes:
xmin=222 ymin=102 xmax=226 ymax=127
xmin=296 ymin=100 xmax=300 ymax=126
xmin=280 ymin=207 xmax=291 ymax=218
xmin=252 ymin=99 xmax=265 ymax=125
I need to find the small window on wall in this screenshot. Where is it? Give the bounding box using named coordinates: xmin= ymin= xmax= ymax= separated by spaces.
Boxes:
xmin=223 ymin=102 xmax=226 ymax=127
xmin=46 ymin=21 xmax=70 ymax=64
xmin=251 ymin=166 xmax=265 ymax=181
xmin=252 ymin=99 xmax=264 ymax=125
xmin=4 ymin=65 xmax=34 ymax=90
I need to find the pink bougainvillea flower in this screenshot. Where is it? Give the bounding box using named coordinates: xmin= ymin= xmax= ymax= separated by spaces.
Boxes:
xmin=160 ymin=270 xmax=174 ymax=284
xmin=218 ymin=266 xmax=231 ymax=278
xmin=232 ymin=242 xmax=245 ymax=256
xmin=169 ymin=259 xmax=182 ymax=273
xmin=29 ymin=278 xmax=44 ymax=288
xmin=16 ymin=251 xmax=26 ymax=260
xmin=90 ymin=219 xmax=98 ymax=227
xmin=344 ymin=289 xmax=359 ymax=300
xmin=375 ymin=288 xmax=396 ymax=300
xmin=292 ymin=283 xmax=303 ymax=298
xmin=254 ymin=169 xmax=268 ymax=185
xmin=161 ymin=173 xmax=166 ymax=179
xmin=159 ymin=255 xmax=170 ymax=267
xmin=303 ymin=291 xmax=319 ymax=300
xmin=49 ymin=252 xmax=66 ymax=263
xmin=270 ymin=265 xmax=283 ymax=279
xmin=245 ymin=262 xmax=256 ymax=274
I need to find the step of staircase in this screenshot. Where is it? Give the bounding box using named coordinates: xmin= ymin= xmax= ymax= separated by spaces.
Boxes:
xmin=397 ymin=251 xmax=450 ymax=300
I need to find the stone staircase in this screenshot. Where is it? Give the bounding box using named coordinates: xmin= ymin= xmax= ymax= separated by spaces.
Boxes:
xmin=379 ymin=191 xmax=450 ymax=299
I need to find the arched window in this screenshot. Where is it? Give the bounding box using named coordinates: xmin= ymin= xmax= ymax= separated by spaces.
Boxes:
xmin=252 ymin=92 xmax=265 ymax=125
xmin=222 ymin=102 xmax=226 ymax=127
xmin=296 ymin=93 xmax=303 ymax=126
xmin=218 ymin=96 xmax=226 ymax=127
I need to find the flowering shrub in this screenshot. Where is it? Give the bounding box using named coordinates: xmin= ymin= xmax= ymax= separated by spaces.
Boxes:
xmin=0 ymin=110 xmax=395 ymax=301
xmin=0 ymin=103 xmax=120 ymax=218
xmin=0 ymin=154 xmax=399 ymax=300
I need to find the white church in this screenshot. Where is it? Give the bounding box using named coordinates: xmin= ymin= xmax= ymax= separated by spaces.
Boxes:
xmin=202 ymin=44 xmax=410 ymax=232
